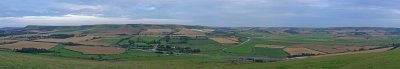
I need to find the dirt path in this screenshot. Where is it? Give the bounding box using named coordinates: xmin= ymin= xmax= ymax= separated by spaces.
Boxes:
xmin=311 ymin=47 xmax=394 ymax=58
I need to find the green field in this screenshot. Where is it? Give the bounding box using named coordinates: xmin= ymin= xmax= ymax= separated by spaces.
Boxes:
xmin=253 ymin=48 xmax=288 ymax=58
xmin=1 ymin=48 xmax=399 ymax=69
xmin=95 ymin=39 xmax=120 ymax=44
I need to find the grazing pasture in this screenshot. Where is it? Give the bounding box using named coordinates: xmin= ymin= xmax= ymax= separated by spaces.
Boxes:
xmin=77 ymin=42 xmax=112 ymax=46
xmin=64 ymin=46 xmax=125 ymax=55
xmin=0 ymin=41 xmax=57 ymax=50
xmin=254 ymin=44 xmax=285 ymax=48
xmin=253 ymin=48 xmax=288 ymax=58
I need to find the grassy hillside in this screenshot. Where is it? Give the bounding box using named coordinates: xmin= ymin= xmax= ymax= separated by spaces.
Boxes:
xmin=1 ymin=48 xmax=399 ymax=69
xmin=23 ymin=24 xmax=209 ymax=33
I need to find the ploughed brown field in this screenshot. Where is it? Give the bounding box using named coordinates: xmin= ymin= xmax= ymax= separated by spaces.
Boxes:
xmin=34 ymin=36 xmax=98 ymax=43
xmin=209 ymin=38 xmax=239 ymax=44
xmin=254 ymin=44 xmax=285 ymax=48
xmin=283 ymin=47 xmax=326 ymax=55
xmin=64 ymin=46 xmax=125 ymax=54
xmin=0 ymin=41 xmax=57 ymax=50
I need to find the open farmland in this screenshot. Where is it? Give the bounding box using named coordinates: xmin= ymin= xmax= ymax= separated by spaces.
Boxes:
xmin=64 ymin=46 xmax=125 ymax=54
xmin=254 ymin=44 xmax=285 ymax=48
xmin=283 ymin=47 xmax=326 ymax=55
xmin=253 ymin=48 xmax=288 ymax=58
xmin=209 ymin=38 xmax=239 ymax=44
xmin=174 ymin=28 xmax=206 ymax=36
xmin=0 ymin=41 xmax=57 ymax=50
xmin=35 ymin=36 xmax=99 ymax=43
xmin=292 ymin=44 xmax=349 ymax=54
xmin=77 ymin=42 xmax=112 ymax=46
xmin=291 ymin=44 xmax=386 ymax=54
xmin=139 ymin=29 xmax=172 ymax=35
xmin=311 ymin=47 xmax=394 ymax=58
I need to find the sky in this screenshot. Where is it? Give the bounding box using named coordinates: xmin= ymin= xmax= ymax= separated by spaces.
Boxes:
xmin=0 ymin=0 xmax=399 ymax=27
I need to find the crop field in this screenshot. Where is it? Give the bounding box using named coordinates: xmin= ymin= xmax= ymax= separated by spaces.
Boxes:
xmin=139 ymin=29 xmax=172 ymax=35
xmin=209 ymin=38 xmax=239 ymax=44
xmin=260 ymin=34 xmax=400 ymax=46
xmin=253 ymin=48 xmax=288 ymax=58
xmin=35 ymin=36 xmax=98 ymax=43
xmin=77 ymin=42 xmax=112 ymax=46
xmin=95 ymin=38 xmax=121 ymax=44
xmin=0 ymin=41 xmax=57 ymax=50
xmin=174 ymin=28 xmax=205 ymax=35
xmin=254 ymin=44 xmax=285 ymax=48
xmin=283 ymin=47 xmax=326 ymax=55
xmin=64 ymin=46 xmax=125 ymax=55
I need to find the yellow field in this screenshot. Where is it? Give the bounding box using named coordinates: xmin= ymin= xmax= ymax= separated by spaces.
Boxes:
xmin=283 ymin=47 xmax=326 ymax=55
xmin=209 ymin=38 xmax=239 ymax=44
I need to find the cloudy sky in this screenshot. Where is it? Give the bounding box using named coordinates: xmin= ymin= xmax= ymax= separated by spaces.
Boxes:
xmin=0 ymin=0 xmax=399 ymax=27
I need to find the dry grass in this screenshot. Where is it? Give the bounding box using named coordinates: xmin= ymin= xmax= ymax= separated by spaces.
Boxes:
xmin=291 ymin=44 xmax=348 ymax=54
xmin=0 ymin=41 xmax=57 ymax=50
xmin=311 ymin=47 xmax=393 ymax=58
xmin=64 ymin=46 xmax=125 ymax=55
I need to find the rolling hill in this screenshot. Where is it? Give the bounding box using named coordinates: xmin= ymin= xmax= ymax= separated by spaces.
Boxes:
xmin=1 ymin=48 xmax=399 ymax=69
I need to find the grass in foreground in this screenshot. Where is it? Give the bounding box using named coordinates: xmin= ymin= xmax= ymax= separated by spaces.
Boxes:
xmin=1 ymin=48 xmax=400 ymax=69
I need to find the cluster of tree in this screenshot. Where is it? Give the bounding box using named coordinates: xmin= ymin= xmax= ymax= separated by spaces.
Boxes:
xmin=0 ymin=30 xmax=36 ymax=37
xmin=349 ymin=32 xmax=369 ymax=36
xmin=48 ymin=34 xmax=74 ymax=39
xmin=16 ymin=48 xmax=53 ymax=54
xmin=0 ymin=41 xmax=17 ymax=45
xmin=155 ymin=45 xmax=200 ymax=54
xmin=287 ymin=53 xmax=316 ymax=58
xmin=284 ymin=29 xmax=300 ymax=34
xmin=160 ymin=36 xmax=190 ymax=44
